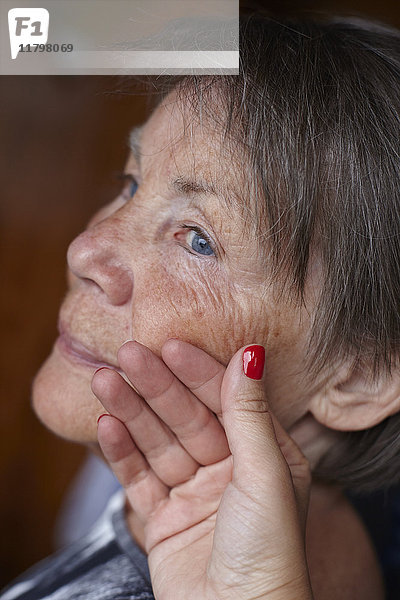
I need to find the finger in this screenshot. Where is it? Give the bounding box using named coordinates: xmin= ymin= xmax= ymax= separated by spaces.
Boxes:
xmin=97 ymin=414 xmax=168 ymax=521
xmin=221 ymin=344 xmax=310 ymax=513
xmin=212 ymin=346 xmax=312 ymax=596
xmin=92 ymin=367 xmax=199 ymax=486
xmin=118 ymin=341 xmax=229 ymax=465
xmin=161 ymin=339 xmax=225 ymax=416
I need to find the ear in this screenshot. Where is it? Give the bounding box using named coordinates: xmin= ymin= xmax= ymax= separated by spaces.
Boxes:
xmin=309 ymin=361 xmax=400 ymax=431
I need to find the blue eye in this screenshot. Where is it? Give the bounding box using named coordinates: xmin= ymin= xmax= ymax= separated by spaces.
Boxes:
xmin=128 ymin=178 xmax=138 ymax=198
xmin=120 ymin=173 xmax=138 ymax=200
xmin=186 ymin=229 xmax=214 ymax=256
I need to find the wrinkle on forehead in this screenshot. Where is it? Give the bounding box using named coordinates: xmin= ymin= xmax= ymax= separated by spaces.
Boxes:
xmin=156 ymin=92 xmax=252 ymax=208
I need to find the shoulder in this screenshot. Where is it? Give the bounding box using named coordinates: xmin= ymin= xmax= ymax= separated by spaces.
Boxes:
xmin=306 ymin=482 xmax=385 ymax=600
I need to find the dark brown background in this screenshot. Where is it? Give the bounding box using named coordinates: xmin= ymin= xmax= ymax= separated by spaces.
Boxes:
xmin=0 ymin=76 xmax=147 ymax=584
xmin=1 ymin=0 xmax=399 ymax=588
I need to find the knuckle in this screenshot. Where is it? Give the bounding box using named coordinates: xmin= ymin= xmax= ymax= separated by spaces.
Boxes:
xmin=234 ymin=393 xmax=270 ymax=416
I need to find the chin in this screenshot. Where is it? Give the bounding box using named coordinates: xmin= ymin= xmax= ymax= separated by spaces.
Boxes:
xmin=32 ymin=344 xmax=104 ymax=444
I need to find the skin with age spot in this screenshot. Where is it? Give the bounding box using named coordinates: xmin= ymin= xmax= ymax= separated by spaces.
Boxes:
xmin=32 ymin=90 xmax=315 ymax=445
xmin=29 ymin=88 xmax=385 ymax=599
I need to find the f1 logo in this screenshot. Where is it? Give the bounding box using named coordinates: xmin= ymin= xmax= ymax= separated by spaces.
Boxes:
xmin=8 ymin=8 xmax=49 ymax=59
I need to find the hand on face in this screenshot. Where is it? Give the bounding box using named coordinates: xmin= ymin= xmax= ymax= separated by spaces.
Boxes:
xmin=92 ymin=340 xmax=229 ymax=487
xmin=92 ymin=340 xmax=313 ymax=600
xmin=33 ymin=90 xmax=313 ymax=446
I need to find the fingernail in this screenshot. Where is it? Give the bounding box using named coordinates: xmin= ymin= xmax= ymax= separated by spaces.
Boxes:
xmin=97 ymin=413 xmax=109 ymax=425
xmin=243 ymin=345 xmax=265 ymax=380
xmin=94 ymin=367 xmax=109 ymax=376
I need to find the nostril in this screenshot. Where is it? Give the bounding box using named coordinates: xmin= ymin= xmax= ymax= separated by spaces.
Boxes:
xmin=97 ymin=263 xmax=134 ymax=306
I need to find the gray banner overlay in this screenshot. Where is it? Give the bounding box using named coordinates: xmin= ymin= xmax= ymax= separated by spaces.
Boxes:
xmin=1 ymin=0 xmax=239 ymax=74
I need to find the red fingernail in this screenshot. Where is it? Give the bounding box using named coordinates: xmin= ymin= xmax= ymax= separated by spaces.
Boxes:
xmin=97 ymin=413 xmax=109 ymax=425
xmin=243 ymin=345 xmax=265 ymax=380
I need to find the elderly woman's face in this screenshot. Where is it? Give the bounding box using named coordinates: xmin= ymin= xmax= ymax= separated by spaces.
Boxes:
xmin=33 ymin=91 xmax=313 ymax=443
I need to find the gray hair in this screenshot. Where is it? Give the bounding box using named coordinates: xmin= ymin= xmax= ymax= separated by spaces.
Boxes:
xmin=124 ymin=12 xmax=400 ymax=492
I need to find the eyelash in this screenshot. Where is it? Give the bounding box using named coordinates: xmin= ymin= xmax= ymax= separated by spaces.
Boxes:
xmin=178 ymin=224 xmax=216 ymax=258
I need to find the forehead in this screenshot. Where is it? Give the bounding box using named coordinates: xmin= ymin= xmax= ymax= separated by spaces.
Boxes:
xmin=138 ymin=90 xmax=243 ymax=202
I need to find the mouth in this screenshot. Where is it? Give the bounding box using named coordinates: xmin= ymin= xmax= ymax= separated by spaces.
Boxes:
xmin=56 ymin=322 xmax=119 ymax=371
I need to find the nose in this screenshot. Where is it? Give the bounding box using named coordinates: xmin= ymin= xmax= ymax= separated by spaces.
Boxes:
xmin=67 ymin=218 xmax=134 ymax=306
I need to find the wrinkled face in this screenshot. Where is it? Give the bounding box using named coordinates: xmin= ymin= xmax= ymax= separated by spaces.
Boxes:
xmin=33 ymin=91 xmax=315 ymax=443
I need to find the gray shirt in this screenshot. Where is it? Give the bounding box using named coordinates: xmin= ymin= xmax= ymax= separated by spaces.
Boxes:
xmin=1 ymin=492 xmax=155 ymax=600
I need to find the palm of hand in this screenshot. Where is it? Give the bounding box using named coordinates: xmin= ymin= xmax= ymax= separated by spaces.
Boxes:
xmin=145 ymin=457 xmax=232 ymax=599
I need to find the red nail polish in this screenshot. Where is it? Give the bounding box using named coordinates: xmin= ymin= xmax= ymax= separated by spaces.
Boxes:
xmin=243 ymin=345 xmax=265 ymax=380
xmin=97 ymin=413 xmax=109 ymax=425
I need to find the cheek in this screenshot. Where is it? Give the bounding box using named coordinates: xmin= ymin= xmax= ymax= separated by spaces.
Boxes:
xmin=131 ymin=261 xmax=260 ymax=366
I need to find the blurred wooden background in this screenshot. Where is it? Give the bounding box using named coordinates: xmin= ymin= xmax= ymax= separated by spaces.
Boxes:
xmin=0 ymin=76 xmax=147 ymax=585
xmin=1 ymin=0 xmax=399 ymax=588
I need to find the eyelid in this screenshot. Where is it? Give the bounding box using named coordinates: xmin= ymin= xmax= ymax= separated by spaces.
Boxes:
xmin=178 ymin=224 xmax=218 ymax=258
xmin=117 ymin=172 xmax=138 ymax=184
xmin=117 ymin=172 xmax=139 ymax=200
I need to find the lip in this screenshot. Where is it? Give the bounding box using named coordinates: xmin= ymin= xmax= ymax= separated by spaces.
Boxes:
xmin=56 ymin=324 xmax=119 ymax=371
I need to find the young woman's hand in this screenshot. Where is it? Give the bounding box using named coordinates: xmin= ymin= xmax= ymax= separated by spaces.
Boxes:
xmin=92 ymin=342 xmax=313 ymax=600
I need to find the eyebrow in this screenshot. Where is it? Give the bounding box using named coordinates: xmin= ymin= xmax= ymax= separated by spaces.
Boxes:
xmin=128 ymin=125 xmax=221 ymax=201
xmin=171 ymin=175 xmax=219 ymax=198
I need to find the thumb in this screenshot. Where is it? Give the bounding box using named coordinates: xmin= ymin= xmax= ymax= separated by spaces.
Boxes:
xmin=221 ymin=344 xmax=310 ymax=523
xmin=221 ymin=344 xmax=283 ymax=485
